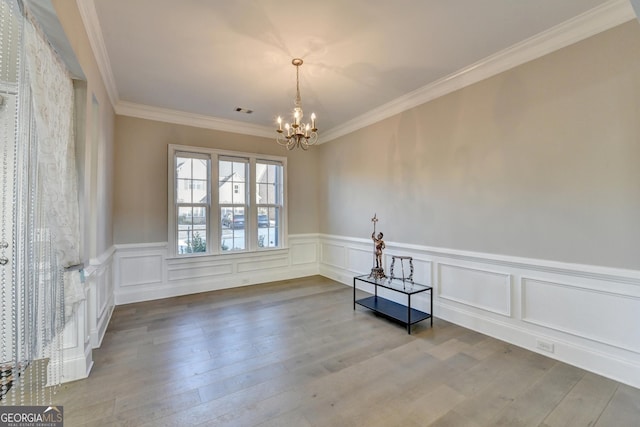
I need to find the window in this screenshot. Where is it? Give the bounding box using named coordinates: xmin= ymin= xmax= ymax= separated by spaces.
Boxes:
xmin=175 ymin=154 xmax=210 ymax=254
xmin=219 ymin=157 xmax=248 ymax=252
xmin=168 ymin=145 xmax=287 ymax=257
xmin=256 ymin=161 xmax=283 ymax=249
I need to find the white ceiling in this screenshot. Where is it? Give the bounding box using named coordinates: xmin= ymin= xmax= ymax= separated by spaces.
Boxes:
xmin=83 ymin=0 xmax=635 ymax=141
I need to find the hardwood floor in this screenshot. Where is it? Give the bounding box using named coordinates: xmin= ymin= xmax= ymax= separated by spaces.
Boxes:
xmin=48 ymin=276 xmax=639 ymax=426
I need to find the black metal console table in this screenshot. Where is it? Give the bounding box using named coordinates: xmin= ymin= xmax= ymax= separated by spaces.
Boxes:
xmin=353 ymin=275 xmax=433 ymax=334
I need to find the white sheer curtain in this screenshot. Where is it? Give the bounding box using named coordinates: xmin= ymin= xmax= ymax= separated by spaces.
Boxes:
xmin=23 ymin=7 xmax=83 ymax=316
xmin=1 ymin=0 xmax=82 ymax=402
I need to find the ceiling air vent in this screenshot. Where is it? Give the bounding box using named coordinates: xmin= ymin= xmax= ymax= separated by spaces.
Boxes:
xmin=235 ymin=107 xmax=253 ymax=114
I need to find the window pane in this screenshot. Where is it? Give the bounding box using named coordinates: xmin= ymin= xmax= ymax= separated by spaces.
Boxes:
xmin=178 ymin=206 xmax=208 ymax=254
xmin=256 ymin=182 xmax=277 ymax=204
xmin=176 ymin=157 xmax=210 ymax=204
xmin=232 ymin=161 xmax=246 ymax=180
xmin=219 ymin=159 xmax=247 ymax=204
xmin=192 ymin=158 xmax=208 ymax=180
xmin=232 ymin=182 xmax=246 ymax=204
xmin=192 ymin=179 xmax=208 ymax=203
xmin=221 ymin=207 xmax=246 ymax=251
xmin=257 ymin=207 xmax=279 ymax=248
xmin=176 ymin=157 xmax=192 ymax=179
xmin=176 ymin=179 xmax=192 ymax=203
xmin=256 ymin=162 xmax=282 ymax=204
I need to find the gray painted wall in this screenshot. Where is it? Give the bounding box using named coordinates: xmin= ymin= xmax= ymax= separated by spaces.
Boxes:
xmin=317 ymin=21 xmax=640 ymax=270
xmin=113 ymin=116 xmax=320 ymax=243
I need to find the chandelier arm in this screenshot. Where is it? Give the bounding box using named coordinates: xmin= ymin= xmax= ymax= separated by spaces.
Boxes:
xmin=276 ymin=133 xmax=292 ymax=147
xmin=306 ymin=132 xmax=318 ymax=146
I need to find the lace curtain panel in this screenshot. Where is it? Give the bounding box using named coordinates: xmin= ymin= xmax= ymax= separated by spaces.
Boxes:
xmin=1 ymin=0 xmax=83 ymax=400
xmin=23 ymin=7 xmax=84 ymax=316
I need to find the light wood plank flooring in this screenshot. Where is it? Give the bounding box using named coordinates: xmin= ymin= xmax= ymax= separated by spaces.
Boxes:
xmin=47 ymin=276 xmax=639 ymax=426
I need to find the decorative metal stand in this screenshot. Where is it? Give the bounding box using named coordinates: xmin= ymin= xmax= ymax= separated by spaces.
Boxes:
xmin=389 ymin=255 xmax=414 ymax=283
xmin=369 ymin=214 xmax=386 ymax=279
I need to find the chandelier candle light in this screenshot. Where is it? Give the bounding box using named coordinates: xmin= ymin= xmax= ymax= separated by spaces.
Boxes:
xmin=276 ymin=58 xmax=318 ymax=150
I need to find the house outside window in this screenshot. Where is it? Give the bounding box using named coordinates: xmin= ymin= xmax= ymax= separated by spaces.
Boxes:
xmin=168 ymin=145 xmax=287 ymax=257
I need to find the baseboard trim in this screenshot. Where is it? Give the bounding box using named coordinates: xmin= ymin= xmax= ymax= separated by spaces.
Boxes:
xmin=438 ymin=302 xmax=640 ymax=388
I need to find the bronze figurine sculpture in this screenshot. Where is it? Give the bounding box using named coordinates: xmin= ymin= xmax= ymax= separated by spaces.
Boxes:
xmin=369 ymin=214 xmax=386 ymax=279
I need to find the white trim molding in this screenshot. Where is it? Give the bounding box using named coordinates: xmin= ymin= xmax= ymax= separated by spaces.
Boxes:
xmin=75 ymin=0 xmax=119 ymax=106
xmin=86 ymin=246 xmax=116 ymax=348
xmin=56 ymin=246 xmax=116 ymax=383
xmin=49 ymin=303 xmax=93 ymax=385
xmin=318 ymin=233 xmax=640 ymax=389
xmin=116 ymin=101 xmax=274 ymax=138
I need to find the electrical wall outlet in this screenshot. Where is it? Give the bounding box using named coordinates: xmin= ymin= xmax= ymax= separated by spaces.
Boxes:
xmin=536 ymin=339 xmax=555 ymax=353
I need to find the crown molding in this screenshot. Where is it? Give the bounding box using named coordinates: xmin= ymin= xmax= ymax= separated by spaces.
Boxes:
xmin=77 ymin=0 xmax=635 ymax=141
xmin=115 ymin=101 xmax=275 ymax=139
xmin=320 ymin=0 xmax=635 ymax=143
xmin=76 ymin=0 xmax=118 ymax=107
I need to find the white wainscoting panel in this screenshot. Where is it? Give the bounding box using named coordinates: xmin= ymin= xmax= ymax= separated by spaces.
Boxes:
xmin=114 ymin=235 xmax=319 ymax=305
xmin=291 ymin=240 xmax=318 ymax=266
xmin=522 ymin=277 xmax=640 ymax=354
xmin=237 ymin=254 xmax=289 ymax=273
xmin=438 ymin=263 xmax=511 ymax=317
xmin=119 ymin=254 xmax=164 ymax=287
xmin=318 ymin=234 xmax=640 ymax=389
xmin=167 ymin=260 xmax=233 ymax=282
xmin=87 ymin=246 xmax=115 ymax=348
xmin=348 ymin=247 xmax=372 ymax=274
xmin=321 ymin=243 xmax=346 ymax=269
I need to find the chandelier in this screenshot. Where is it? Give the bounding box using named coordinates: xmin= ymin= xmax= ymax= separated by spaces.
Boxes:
xmin=276 ymin=58 xmax=318 ymax=150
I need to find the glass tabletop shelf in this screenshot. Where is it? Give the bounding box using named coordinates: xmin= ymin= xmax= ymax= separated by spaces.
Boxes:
xmin=354 ymin=274 xmax=432 ymax=295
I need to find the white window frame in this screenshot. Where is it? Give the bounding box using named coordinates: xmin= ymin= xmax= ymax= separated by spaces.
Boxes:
xmin=172 ymin=151 xmax=211 ymax=255
xmin=168 ymin=144 xmax=288 ymax=257
xmin=218 ymin=155 xmax=249 ymax=253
